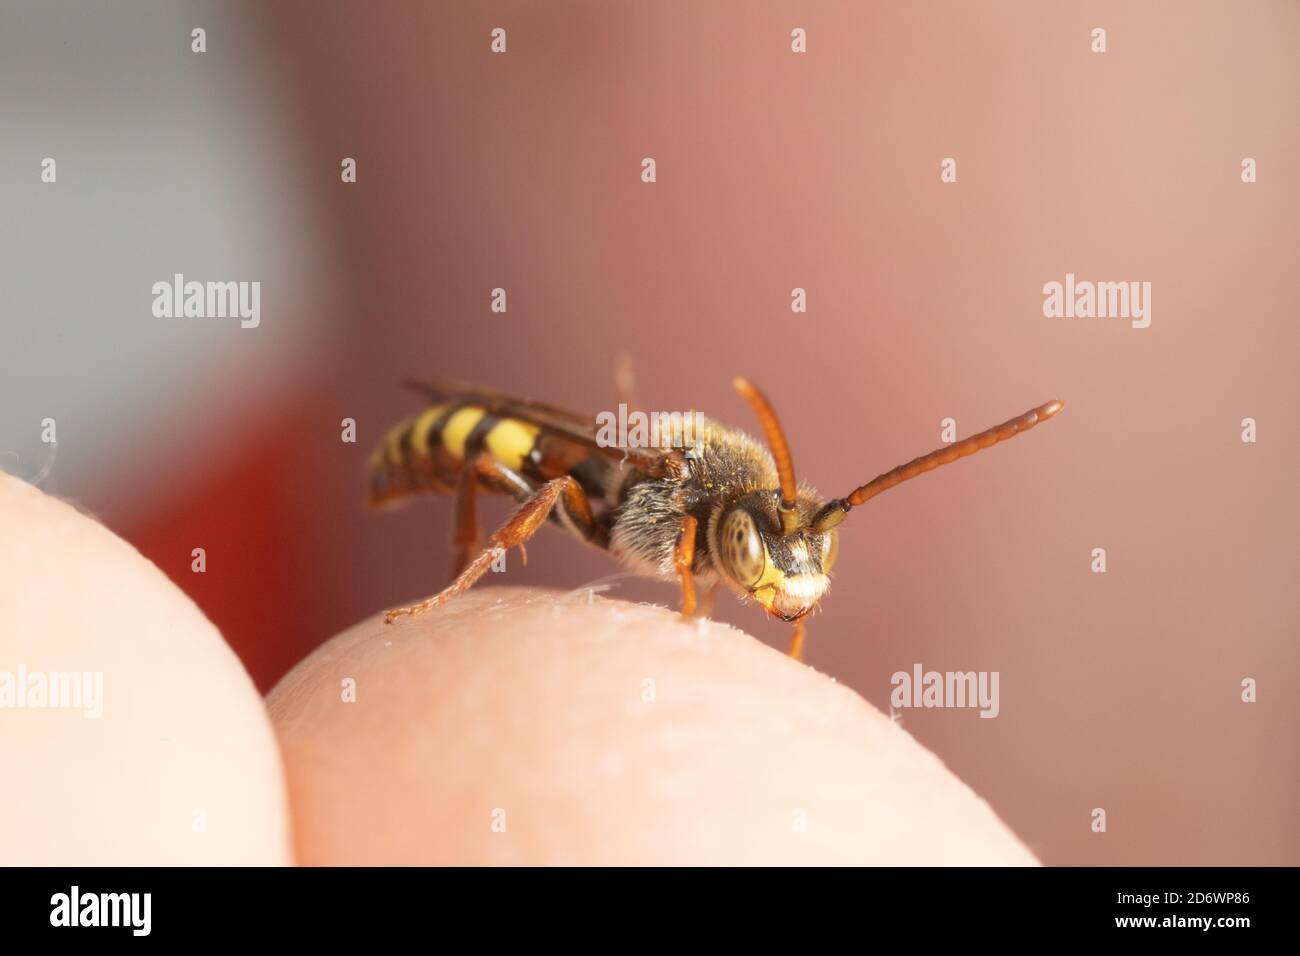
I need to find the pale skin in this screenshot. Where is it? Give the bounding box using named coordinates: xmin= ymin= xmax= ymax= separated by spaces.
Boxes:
xmin=0 ymin=474 xmax=1037 ymax=865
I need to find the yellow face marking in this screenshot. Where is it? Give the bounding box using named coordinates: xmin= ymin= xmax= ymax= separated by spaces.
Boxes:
xmin=748 ymin=547 xmax=827 ymax=618
xmin=485 ymin=417 xmax=541 ymax=471
xmin=441 ymin=406 xmax=487 ymax=460
xmin=385 ymin=419 xmax=411 ymax=466
xmin=749 ymin=548 xmax=786 ymax=614
xmin=409 ymin=403 xmax=449 ymax=457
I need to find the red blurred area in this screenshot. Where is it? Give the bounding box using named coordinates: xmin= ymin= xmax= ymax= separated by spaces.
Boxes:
xmin=126 ymin=403 xmax=326 ymax=692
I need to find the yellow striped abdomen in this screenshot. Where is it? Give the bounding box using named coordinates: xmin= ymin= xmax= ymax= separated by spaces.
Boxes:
xmin=368 ymin=403 xmax=542 ymax=506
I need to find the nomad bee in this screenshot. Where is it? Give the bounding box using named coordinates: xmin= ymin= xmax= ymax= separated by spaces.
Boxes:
xmin=369 ymin=376 xmax=1063 ymax=660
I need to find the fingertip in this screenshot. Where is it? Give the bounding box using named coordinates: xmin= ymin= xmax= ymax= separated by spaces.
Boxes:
xmin=0 ymin=473 xmax=292 ymax=865
xmin=272 ymin=587 xmax=1037 ymax=865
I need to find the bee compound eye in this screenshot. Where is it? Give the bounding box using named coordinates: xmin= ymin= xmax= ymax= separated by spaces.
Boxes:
xmin=721 ymin=509 xmax=765 ymax=587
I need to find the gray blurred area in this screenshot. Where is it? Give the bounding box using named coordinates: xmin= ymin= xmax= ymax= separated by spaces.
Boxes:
xmin=0 ymin=1 xmax=337 ymax=516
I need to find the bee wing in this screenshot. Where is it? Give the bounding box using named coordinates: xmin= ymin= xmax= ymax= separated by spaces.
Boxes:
xmin=402 ymin=378 xmax=676 ymax=476
xmin=402 ymin=377 xmax=591 ymax=425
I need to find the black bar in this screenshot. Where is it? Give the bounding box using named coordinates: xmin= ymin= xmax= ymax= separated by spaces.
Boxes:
xmin=0 ymin=866 xmax=1284 ymax=942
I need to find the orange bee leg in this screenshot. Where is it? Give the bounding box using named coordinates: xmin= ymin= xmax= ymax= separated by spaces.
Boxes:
xmin=787 ymin=620 xmax=807 ymax=662
xmin=449 ymin=462 xmax=482 ymax=579
xmin=449 ymin=454 xmax=535 ymax=579
xmin=674 ymin=514 xmax=699 ymax=619
xmin=386 ymin=474 xmax=597 ymax=624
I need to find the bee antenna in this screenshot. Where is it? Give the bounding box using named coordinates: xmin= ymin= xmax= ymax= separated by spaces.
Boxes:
xmin=733 ymin=377 xmax=801 ymax=535
xmin=812 ymin=399 xmax=1065 ymax=532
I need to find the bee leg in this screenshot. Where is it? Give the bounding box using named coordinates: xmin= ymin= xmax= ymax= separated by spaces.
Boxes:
xmin=451 ymin=454 xmax=536 ymax=578
xmin=449 ymin=463 xmax=482 ymax=579
xmin=787 ymin=620 xmax=807 ymax=662
xmin=673 ymin=515 xmax=699 ymax=619
xmin=386 ymin=475 xmax=595 ymax=623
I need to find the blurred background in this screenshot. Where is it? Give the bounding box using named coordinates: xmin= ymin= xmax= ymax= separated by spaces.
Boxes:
xmin=2 ymin=0 xmax=1296 ymax=865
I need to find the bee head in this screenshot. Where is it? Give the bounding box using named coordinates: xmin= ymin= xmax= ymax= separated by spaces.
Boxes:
xmin=726 ymin=377 xmax=1064 ymax=631
xmin=712 ymin=491 xmax=838 ymax=622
